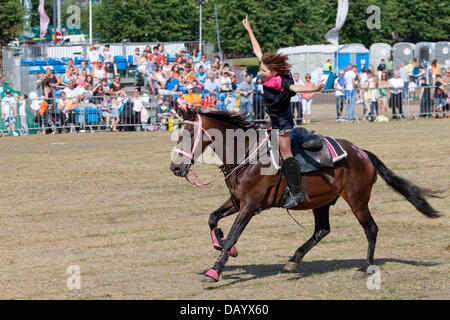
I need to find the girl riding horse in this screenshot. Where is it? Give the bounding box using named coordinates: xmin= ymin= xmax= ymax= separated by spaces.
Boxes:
xmin=242 ymin=14 xmax=324 ymax=209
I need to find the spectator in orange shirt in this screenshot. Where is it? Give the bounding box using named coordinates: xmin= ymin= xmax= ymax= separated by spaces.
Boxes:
xmin=431 ymin=59 xmax=441 ymax=85
xmin=171 ymin=64 xmax=183 ymax=82
xmin=185 ymin=84 xmax=202 ymax=107
xmin=184 ymin=63 xmax=197 ymax=86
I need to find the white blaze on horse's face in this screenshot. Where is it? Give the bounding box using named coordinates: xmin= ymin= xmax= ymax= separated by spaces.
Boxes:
xmin=170 ymin=124 xmax=195 ymax=177
xmin=170 ymin=116 xmax=214 ymax=177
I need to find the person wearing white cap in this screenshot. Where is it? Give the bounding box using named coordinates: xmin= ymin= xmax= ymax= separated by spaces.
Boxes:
xmin=185 ymin=84 xmax=201 ymax=107
xmin=1 ymin=89 xmax=18 ymax=136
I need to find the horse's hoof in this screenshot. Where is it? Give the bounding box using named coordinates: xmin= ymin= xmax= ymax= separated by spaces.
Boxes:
xmin=229 ymin=246 xmax=238 ymax=258
xmin=202 ymin=275 xmax=218 ymax=283
xmin=283 ymin=262 xmax=298 ymax=272
xmin=203 ymin=269 xmax=219 ymax=283
xmin=352 ymin=270 xmax=369 ymax=280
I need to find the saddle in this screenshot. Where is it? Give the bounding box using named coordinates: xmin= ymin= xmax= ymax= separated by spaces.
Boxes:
xmin=267 ymin=127 xmax=348 ymax=173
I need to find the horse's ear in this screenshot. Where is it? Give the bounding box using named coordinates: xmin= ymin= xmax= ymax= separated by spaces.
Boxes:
xmin=176 ymin=105 xmax=195 ymax=121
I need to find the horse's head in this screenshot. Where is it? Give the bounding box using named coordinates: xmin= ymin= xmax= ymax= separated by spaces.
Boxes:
xmin=169 ymin=107 xmax=213 ymax=177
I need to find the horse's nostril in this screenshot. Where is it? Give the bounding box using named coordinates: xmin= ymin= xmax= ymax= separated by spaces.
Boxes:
xmin=173 ymin=167 xmax=182 ymax=175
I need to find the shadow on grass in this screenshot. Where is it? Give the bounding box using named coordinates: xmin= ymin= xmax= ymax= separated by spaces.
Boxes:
xmin=200 ymin=258 xmax=439 ymax=290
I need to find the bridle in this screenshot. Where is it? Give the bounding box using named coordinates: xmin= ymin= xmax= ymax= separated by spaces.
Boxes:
xmin=173 ymin=113 xmax=270 ymax=192
xmin=173 ymin=113 xmax=213 ymax=162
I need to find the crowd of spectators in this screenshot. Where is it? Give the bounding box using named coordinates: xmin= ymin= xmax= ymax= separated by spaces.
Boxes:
xmin=2 ymin=44 xmax=450 ymax=136
xmin=333 ymin=58 xmax=450 ymax=122
xmin=2 ymin=44 xmax=276 ymax=135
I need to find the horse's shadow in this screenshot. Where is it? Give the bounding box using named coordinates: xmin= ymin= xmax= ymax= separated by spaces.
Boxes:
xmin=200 ymin=258 xmax=439 ymax=290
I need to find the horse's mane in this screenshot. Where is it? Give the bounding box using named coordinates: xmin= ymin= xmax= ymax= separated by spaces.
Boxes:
xmin=192 ymin=107 xmax=258 ymax=130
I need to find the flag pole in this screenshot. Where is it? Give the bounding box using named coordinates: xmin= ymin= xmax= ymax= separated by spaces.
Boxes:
xmin=214 ymin=2 xmax=222 ymax=60
xmin=199 ymin=2 xmax=203 ymax=55
xmin=89 ymin=0 xmax=93 ymax=45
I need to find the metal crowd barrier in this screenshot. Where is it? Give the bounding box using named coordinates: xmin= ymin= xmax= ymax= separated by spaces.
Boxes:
xmin=1 ymin=86 xmax=448 ymax=136
xmin=0 ymin=94 xmax=160 ymax=136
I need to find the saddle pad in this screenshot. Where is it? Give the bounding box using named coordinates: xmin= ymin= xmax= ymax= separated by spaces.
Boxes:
xmin=323 ymin=136 xmax=348 ymax=162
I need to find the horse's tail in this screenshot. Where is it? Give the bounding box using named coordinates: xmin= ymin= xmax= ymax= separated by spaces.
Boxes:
xmin=364 ymin=150 xmax=441 ymax=218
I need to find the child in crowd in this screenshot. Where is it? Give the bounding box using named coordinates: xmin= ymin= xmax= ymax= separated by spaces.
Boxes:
xmin=361 ymin=72 xmax=371 ymax=122
xmin=156 ymin=96 xmax=174 ymax=131
xmin=101 ymin=95 xmax=112 ymax=130
xmin=368 ymin=71 xmax=379 ymax=121
xmin=103 ymin=44 xmax=114 ymax=75
xmin=18 ymin=94 xmax=29 ymax=136
xmin=133 ymin=47 xmax=141 ymax=66
xmin=185 ymin=84 xmax=202 ymax=107
xmin=377 ymin=72 xmax=389 ymax=116
xmin=433 ymin=75 xmax=447 ymax=118
xmin=202 ymin=93 xmax=218 ymax=109
xmin=1 ymin=89 xmax=18 ymax=136
xmin=176 ymin=94 xmax=188 ymax=110
xmin=57 ymin=91 xmax=77 ymax=134
xmin=224 ymin=92 xmax=238 ymax=113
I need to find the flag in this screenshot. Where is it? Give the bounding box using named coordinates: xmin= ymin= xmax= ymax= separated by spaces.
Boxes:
xmin=325 ymin=0 xmax=349 ymax=46
xmin=38 ymin=0 xmax=50 ymax=38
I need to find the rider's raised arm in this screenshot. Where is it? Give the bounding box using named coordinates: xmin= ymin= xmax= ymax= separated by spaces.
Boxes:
xmin=242 ymin=14 xmax=263 ymax=62
xmin=290 ymin=80 xmax=325 ymax=93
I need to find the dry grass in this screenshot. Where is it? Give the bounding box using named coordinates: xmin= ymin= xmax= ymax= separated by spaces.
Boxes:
xmin=0 ymin=118 xmax=448 ymax=300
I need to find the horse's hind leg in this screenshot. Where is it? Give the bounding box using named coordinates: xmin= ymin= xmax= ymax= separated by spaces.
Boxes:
xmin=350 ymin=203 xmax=378 ymax=278
xmin=284 ymin=205 xmax=331 ymax=271
xmin=208 ymin=197 xmax=239 ymax=256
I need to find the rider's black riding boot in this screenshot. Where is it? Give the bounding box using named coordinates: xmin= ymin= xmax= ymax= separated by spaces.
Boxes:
xmin=281 ymin=157 xmax=305 ymax=209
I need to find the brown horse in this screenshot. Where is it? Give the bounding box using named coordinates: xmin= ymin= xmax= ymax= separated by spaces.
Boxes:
xmin=169 ymin=107 xmax=441 ymax=283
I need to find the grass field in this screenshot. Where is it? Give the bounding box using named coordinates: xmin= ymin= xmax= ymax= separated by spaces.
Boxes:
xmin=0 ymin=117 xmax=449 ymax=300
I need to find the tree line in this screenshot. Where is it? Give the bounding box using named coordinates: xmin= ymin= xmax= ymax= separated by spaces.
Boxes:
xmin=2 ymin=0 xmax=449 ymax=54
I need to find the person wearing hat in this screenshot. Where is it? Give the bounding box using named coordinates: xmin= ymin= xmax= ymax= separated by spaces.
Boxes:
xmin=219 ymin=71 xmax=233 ymax=93
xmin=1 ymin=89 xmax=19 ymax=136
xmin=185 ymin=84 xmax=201 ymax=107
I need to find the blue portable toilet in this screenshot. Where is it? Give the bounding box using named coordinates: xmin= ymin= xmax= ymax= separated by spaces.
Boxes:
xmin=335 ymin=44 xmax=370 ymax=73
xmin=335 ymin=51 xmax=351 ymax=71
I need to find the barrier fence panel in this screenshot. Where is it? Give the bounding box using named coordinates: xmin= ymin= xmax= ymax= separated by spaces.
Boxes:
xmin=0 ymin=94 xmax=160 ymax=136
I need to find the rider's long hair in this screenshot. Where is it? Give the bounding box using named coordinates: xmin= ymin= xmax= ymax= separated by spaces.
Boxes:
xmin=261 ymin=52 xmax=292 ymax=76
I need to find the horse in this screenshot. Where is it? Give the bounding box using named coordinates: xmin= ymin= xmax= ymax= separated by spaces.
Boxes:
xmin=169 ymin=107 xmax=441 ymax=283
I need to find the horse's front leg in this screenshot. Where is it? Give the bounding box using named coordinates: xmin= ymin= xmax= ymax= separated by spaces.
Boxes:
xmin=209 ymin=197 xmax=239 ymax=257
xmin=203 ymin=203 xmax=254 ymax=283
